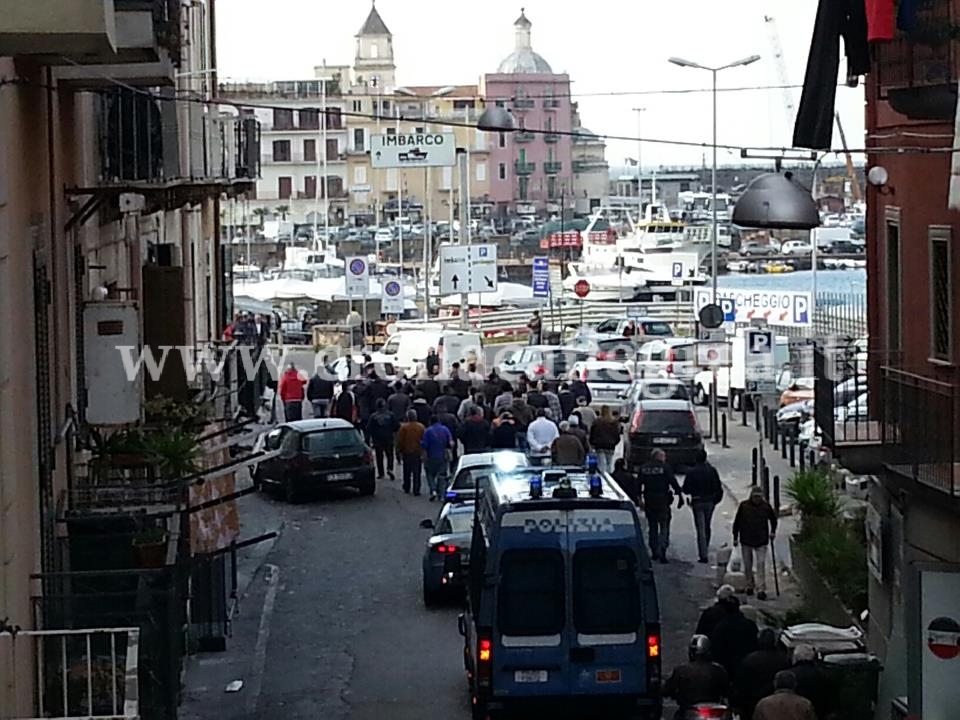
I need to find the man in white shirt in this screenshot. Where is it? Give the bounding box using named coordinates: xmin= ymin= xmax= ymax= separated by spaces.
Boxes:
xmin=526 ymin=408 xmax=559 ymax=466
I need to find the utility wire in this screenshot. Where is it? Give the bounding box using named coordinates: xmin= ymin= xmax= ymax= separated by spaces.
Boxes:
xmin=38 ymin=59 xmax=960 ymax=158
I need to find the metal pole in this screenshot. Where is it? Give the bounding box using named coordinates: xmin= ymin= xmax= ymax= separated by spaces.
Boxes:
xmin=711 ymin=68 xmax=718 ymax=305
xmin=458 ymin=149 xmax=469 ymax=330
xmin=424 ymin=148 xmax=432 ymax=321
xmin=321 ymin=74 xmax=329 ymax=253
xmin=396 ymin=109 xmax=404 ymax=284
xmin=635 ymin=107 xmax=643 ymax=222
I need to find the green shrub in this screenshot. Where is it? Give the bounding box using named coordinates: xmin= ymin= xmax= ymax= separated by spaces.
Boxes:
xmin=798 ymin=519 xmax=868 ymax=613
xmin=787 ymin=469 xmax=842 ymax=536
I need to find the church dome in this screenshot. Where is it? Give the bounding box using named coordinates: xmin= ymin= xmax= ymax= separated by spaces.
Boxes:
xmin=495 ymin=9 xmax=553 ymax=74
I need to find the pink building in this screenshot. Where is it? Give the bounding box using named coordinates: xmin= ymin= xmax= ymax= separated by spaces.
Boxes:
xmin=481 ymin=10 xmax=574 ymax=219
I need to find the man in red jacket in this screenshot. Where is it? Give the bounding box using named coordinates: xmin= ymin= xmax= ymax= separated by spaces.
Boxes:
xmin=278 ymin=362 xmax=307 ymax=421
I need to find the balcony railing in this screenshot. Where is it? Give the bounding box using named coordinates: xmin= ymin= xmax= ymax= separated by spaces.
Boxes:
xmin=515 ymin=131 xmax=535 ymax=143
xmin=514 ymin=161 xmax=536 ymax=175
xmin=544 ymin=132 xmax=560 ymax=144
xmin=0 ymin=627 xmax=140 ymax=719
xmin=513 ymin=98 xmax=536 ymax=109
xmin=544 ymin=161 xmax=562 ymax=174
xmin=544 ymin=98 xmax=561 ymax=110
xmin=882 ymin=366 xmax=958 ymax=495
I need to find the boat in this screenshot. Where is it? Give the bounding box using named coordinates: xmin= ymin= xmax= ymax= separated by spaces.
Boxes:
xmin=677 ymin=190 xmax=733 ymax=223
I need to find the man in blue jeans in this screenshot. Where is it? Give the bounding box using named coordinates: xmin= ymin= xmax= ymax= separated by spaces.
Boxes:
xmin=638 ymin=449 xmax=684 ymax=563
xmin=682 ymin=449 xmax=725 ymax=564
xmin=421 ymin=415 xmax=454 ymax=501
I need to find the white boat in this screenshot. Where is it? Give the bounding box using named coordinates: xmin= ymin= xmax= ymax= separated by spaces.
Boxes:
xmin=677 ymin=190 xmax=733 ymax=223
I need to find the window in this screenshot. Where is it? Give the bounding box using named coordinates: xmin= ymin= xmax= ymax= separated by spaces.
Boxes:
xmin=299 ymin=108 xmax=319 ymax=130
xmin=304 ymin=176 xmax=317 ymax=198
xmin=453 ymin=99 xmax=476 ymax=110
xmin=885 ymin=212 xmax=901 ymax=352
xmin=353 ymin=165 xmax=367 ymax=184
xmin=518 ymin=177 xmax=529 ymax=200
xmin=325 ymin=138 xmax=339 ymax=160
xmin=929 ymin=226 xmax=952 ymax=361
xmin=547 ymin=176 xmax=556 ymax=199
xmin=638 ymin=409 xmax=696 ymax=434
xmin=519 ymin=148 xmax=527 ymax=164
xmin=272 ymin=140 xmax=291 ymax=162
xmin=498 ymin=163 xmax=506 ymax=180
xmin=583 ymin=366 xmax=633 ymax=384
xmin=325 ymin=108 xmax=343 ymax=129
xmin=327 ymin=176 xmax=344 ymax=197
xmin=441 ymin=510 xmax=474 ymax=535
xmin=278 ymin=177 xmax=292 ymax=199
xmin=352 ymin=99 xmax=362 ymax=113
xmin=303 ymin=428 xmax=364 ymax=454
xmin=273 ymin=108 xmax=294 ymax=130
xmin=370 ymin=43 xmax=379 ymax=59
xmin=382 ymin=100 xmax=390 ymax=113
xmin=546 ymin=116 xmax=553 ymax=131
xmin=476 ymin=162 xmax=486 ymax=183
xmin=497 ymin=549 xmax=565 ymax=636
xmin=303 ymin=139 xmax=316 ymax=162
xmin=353 ymin=128 xmax=365 ymax=152
xmin=386 ymin=127 xmax=397 ymax=136
xmin=499 ymin=132 xmax=506 ymax=148
xmin=574 ymin=547 xmax=640 ymax=634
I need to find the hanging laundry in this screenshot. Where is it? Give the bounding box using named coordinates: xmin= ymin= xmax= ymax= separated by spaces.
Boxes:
xmin=865 ymin=0 xmax=895 ymax=41
xmin=897 ymin=0 xmax=920 ymax=32
xmin=793 ymin=0 xmax=870 ymax=150
xmin=947 ymin=82 xmax=960 ymax=211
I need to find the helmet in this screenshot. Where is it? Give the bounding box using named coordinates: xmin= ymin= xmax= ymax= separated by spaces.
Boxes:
xmin=689 ymin=634 xmax=711 ymax=662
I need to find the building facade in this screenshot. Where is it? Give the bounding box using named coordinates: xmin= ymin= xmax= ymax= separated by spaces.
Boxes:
xmin=481 ymin=11 xmax=576 ymax=218
xmin=571 ymin=117 xmax=609 ymax=216
xmin=0 ymin=1 xmax=252 ymax=714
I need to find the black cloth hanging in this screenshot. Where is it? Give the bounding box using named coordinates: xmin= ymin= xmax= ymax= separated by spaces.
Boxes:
xmin=793 ymin=0 xmax=871 ymax=150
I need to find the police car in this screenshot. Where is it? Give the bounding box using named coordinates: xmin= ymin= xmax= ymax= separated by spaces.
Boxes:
xmin=459 ymin=461 xmax=662 ymax=719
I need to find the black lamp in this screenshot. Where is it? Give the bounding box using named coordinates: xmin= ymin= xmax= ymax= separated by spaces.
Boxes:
xmin=732 ymin=171 xmax=821 ymax=230
xmin=476 ymin=106 xmax=517 ymax=132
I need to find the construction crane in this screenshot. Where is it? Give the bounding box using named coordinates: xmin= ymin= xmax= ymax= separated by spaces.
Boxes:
xmin=834 ymin=111 xmax=863 ymax=203
xmin=764 ymin=15 xmax=796 ymax=143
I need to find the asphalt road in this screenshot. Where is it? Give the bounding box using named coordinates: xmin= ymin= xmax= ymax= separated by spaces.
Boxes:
xmin=181 ymin=458 xmax=724 ymax=720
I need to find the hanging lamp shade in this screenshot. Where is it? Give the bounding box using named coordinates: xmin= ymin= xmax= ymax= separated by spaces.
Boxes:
xmin=732 ymin=171 xmax=821 ymax=230
xmin=477 ymin=106 xmax=517 ymax=132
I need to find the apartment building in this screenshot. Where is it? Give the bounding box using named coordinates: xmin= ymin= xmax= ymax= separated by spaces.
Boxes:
xmin=0 ymin=1 xmax=255 ymax=716
xmin=571 ymin=117 xmax=609 ymax=216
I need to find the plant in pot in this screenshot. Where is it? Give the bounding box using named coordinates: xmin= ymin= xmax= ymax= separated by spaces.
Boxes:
xmin=786 ymin=469 xmax=842 ymax=539
xmin=144 ymin=395 xmax=210 ymax=431
xmin=92 ymin=428 xmax=150 ymax=476
xmin=132 ymin=526 xmax=168 ymax=568
xmin=144 ymin=428 xmax=202 ymax=481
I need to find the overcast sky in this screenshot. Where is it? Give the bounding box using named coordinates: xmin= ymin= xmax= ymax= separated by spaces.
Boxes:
xmin=216 ymin=0 xmax=865 ymax=169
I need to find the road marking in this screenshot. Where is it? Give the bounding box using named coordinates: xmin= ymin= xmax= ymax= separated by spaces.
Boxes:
xmin=245 ymin=563 xmax=280 ymax=717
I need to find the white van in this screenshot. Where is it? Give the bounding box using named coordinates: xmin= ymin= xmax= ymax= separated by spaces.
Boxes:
xmin=692 ymin=330 xmax=790 ymax=410
xmin=371 ymin=325 xmax=482 ymax=377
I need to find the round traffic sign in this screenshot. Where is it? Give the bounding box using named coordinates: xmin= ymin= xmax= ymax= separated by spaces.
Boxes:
xmin=384 ymin=280 xmax=401 ymax=297
xmin=699 ymin=303 xmax=724 ymax=329
xmin=927 ymin=616 xmax=960 ymax=660
xmin=574 ymin=279 xmax=591 ymax=299
xmin=349 ymin=258 xmax=366 ymax=276
xmin=706 ymin=349 xmax=719 ymax=362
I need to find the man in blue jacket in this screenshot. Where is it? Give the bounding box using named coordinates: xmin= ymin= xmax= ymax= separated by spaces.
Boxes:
xmin=421 ymin=415 xmax=454 ymax=501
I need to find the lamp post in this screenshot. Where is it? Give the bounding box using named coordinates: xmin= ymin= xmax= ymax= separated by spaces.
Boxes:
xmin=668 ymin=55 xmax=760 ymax=306
xmin=632 ymin=107 xmax=645 ymax=223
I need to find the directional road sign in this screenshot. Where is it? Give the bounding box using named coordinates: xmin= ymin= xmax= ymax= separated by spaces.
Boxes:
xmin=380 ymin=279 xmax=404 ymax=316
xmin=370 ymin=132 xmax=456 ymax=169
xmin=745 ymin=328 xmax=776 ymax=394
xmin=345 ymin=256 xmax=369 ymax=298
xmin=532 ymin=256 xmax=550 ymax=299
xmin=438 ymin=244 xmax=498 ymax=295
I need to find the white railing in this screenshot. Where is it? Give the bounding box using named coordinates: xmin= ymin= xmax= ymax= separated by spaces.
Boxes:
xmin=1 ymin=627 xmax=140 ymax=719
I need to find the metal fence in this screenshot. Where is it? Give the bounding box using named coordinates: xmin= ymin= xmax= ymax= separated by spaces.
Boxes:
xmin=0 ymin=627 xmax=140 ymax=719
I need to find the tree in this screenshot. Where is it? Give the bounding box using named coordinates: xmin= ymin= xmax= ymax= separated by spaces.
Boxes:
xmin=275 ymin=205 xmax=290 ymax=221
xmin=251 ymin=207 xmax=267 ymax=226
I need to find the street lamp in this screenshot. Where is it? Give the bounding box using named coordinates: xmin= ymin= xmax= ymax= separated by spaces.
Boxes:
xmin=632 ymin=107 xmax=645 ymax=219
xmin=669 ymin=54 xmax=761 ymax=306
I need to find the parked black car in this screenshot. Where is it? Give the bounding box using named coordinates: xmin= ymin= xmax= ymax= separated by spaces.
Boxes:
xmin=624 ymin=398 xmax=704 ymax=470
xmin=253 ymin=419 xmax=375 ymax=502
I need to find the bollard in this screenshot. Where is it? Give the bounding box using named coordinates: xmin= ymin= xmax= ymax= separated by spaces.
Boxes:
xmin=789 ymin=436 xmax=796 ymax=468
xmin=754 ymin=402 xmax=761 ymax=432
xmin=762 ymin=408 xmax=769 ymax=440
xmin=773 ymin=475 xmax=781 ymax=513
xmin=751 ymin=447 xmax=758 ymax=486
xmin=799 ymin=443 xmax=806 ymax=471
xmin=722 ymin=413 xmax=729 ymax=448
xmin=772 ymin=420 xmax=779 ymax=450
xmin=741 ymin=396 xmax=748 ymax=427
xmin=762 ymin=466 xmax=771 ymax=502
xmin=780 ymin=431 xmax=788 ymax=460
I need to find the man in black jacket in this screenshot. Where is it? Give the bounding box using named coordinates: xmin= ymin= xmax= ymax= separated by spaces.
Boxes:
xmin=457 ymin=406 xmax=491 ymax=454
xmin=638 ymin=449 xmax=685 ymax=563
xmin=733 ymin=486 xmax=778 ymax=600
xmin=695 ymin=585 xmax=737 ymax=637
xmin=306 ymin=362 xmax=335 ymax=417
xmin=733 ymin=627 xmax=791 ymax=720
xmin=683 ymin=449 xmax=725 ymax=563
xmin=611 ymin=458 xmax=640 ymax=505
xmin=386 ymin=381 xmax=411 ymax=423
xmin=708 ymin=596 xmax=758 ymax=682
xmin=366 ymin=399 xmax=399 ymax=480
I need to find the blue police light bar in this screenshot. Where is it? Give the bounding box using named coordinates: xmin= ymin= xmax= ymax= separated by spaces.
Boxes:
xmin=529 ymin=477 xmax=543 ymax=499
xmin=586 ymin=453 xmax=599 ymax=473
xmin=588 ymin=472 xmax=603 ymax=498
xmin=445 ymin=491 xmax=458 ymax=501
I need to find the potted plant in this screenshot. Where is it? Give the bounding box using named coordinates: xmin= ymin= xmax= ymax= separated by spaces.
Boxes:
xmin=144 ymin=428 xmax=201 ymax=481
xmin=144 ymin=394 xmax=209 ymax=431
xmin=132 ymin=526 xmax=168 ymax=568
xmin=92 ymin=428 xmax=150 ymax=474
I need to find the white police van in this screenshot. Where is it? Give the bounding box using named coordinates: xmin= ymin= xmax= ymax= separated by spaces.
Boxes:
xmin=458 ymin=463 xmax=662 ymax=719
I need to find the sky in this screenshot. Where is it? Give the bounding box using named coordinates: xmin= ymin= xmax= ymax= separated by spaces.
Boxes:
xmin=215 ymin=0 xmax=866 ymax=170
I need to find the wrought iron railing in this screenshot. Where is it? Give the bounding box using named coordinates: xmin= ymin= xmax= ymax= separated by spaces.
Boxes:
xmin=875 ymin=0 xmax=958 ymax=93
xmin=0 ymin=627 xmax=140 ymax=719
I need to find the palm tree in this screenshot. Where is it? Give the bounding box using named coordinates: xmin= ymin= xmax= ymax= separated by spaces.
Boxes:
xmin=274 ymin=205 xmax=290 ymax=221
xmin=251 ymin=207 xmax=267 ymax=226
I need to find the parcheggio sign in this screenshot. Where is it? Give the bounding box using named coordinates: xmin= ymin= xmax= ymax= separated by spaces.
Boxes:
xmin=694 ymin=288 xmax=812 ymax=327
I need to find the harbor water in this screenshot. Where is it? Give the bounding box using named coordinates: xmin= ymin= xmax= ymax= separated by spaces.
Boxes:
xmin=717 ymin=268 xmax=866 ymax=298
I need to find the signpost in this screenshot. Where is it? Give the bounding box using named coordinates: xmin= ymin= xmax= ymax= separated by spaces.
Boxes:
xmin=532 ymin=256 xmax=550 ymax=299
xmin=370 ymin=132 xmax=456 ymax=169
xmin=744 ymin=327 xmax=777 ymax=395
xmin=697 ymin=341 xmax=731 ymax=367
xmin=438 ymin=243 xmax=498 ymax=296
xmin=671 ymin=260 xmax=685 ymax=287
xmin=380 ymin=279 xmax=404 ymax=317
xmin=574 ymin=279 xmax=590 ymax=298
xmin=345 ymin=256 xmax=369 ymax=337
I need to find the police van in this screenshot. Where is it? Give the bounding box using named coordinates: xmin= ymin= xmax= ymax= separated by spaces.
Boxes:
xmin=458 ymin=465 xmax=662 ymax=719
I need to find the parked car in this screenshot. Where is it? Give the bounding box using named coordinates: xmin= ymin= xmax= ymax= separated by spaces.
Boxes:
xmin=781 ymin=240 xmax=814 ymax=256
xmin=569 ymin=360 xmax=634 ymax=411
xmin=740 ymin=241 xmax=776 ymax=257
xmin=624 ymin=398 xmax=704 ymax=471
xmin=446 ymin=451 xmax=529 ymax=502
xmin=632 ymin=338 xmax=700 ymax=384
xmin=620 ymin=378 xmax=691 ymax=424
xmin=253 ymin=419 xmax=375 ymax=502
xmin=588 ymin=316 xmax=675 ymax=341
xmin=419 ymin=500 xmax=474 ymax=606
xmin=497 ymin=345 xmax=589 ymax=383
xmin=777 ymin=400 xmax=815 ymax=437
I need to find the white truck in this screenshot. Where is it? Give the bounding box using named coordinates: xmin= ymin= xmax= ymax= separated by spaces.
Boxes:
xmin=692 ymin=330 xmax=791 ymax=410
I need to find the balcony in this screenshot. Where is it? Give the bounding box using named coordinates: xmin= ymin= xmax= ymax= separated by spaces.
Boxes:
xmin=514 ymin=161 xmax=536 ymax=175
xmin=544 ymin=98 xmax=561 ymax=110
xmin=544 ymin=161 xmax=562 ymax=175
xmin=544 ymin=132 xmax=560 ymax=144
xmin=874 ymin=1 xmax=958 ymax=120
xmin=513 ymin=98 xmax=536 ymax=110
xmin=882 ymin=366 xmax=958 ymax=496
xmin=573 ymin=158 xmax=607 ymax=172
xmin=515 ymin=131 xmax=535 ymax=143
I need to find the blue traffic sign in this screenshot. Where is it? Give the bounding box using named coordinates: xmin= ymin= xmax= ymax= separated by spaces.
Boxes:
xmin=671 ymin=261 xmax=683 ymax=280
xmin=532 ymin=256 xmax=550 ymax=298
xmin=720 ymin=298 xmax=736 ymax=322
xmin=384 ymin=280 xmax=401 ymax=296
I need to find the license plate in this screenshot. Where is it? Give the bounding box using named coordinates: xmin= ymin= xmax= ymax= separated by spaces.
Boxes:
xmin=596 ymin=669 xmax=621 ymax=684
xmin=328 ymin=472 xmax=353 ymax=481
xmin=652 ymin=437 xmax=678 ymax=444
xmin=514 ymin=670 xmax=548 ymax=683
